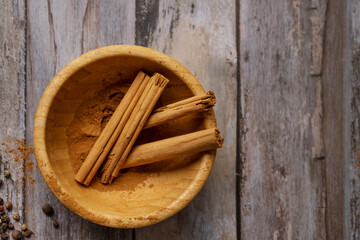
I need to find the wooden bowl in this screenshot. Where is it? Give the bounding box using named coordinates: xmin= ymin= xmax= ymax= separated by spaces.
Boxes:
xmin=33 ymin=45 xmax=217 ymax=228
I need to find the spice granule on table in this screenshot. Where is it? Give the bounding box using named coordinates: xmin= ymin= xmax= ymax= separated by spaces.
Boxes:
xmin=0 ymin=137 xmax=35 ymax=184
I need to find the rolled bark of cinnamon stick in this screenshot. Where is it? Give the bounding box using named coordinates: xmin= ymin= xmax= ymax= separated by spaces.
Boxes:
xmin=121 ymin=128 xmax=223 ymax=169
xmin=99 ymin=75 xmax=157 ymax=179
xmin=82 ymin=74 xmax=151 ymax=186
xmin=99 ymin=74 xmax=157 ymax=176
xmin=101 ymin=73 xmax=169 ymax=184
xmin=143 ymin=91 xmax=216 ymax=129
xmin=153 ymin=91 xmax=215 ymax=112
xmin=75 ymin=71 xmax=148 ymax=184
xmin=108 ymin=79 xmax=170 ymax=183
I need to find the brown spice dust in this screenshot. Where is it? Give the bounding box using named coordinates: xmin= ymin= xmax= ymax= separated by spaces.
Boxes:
xmin=0 ymin=137 xmax=35 ymax=184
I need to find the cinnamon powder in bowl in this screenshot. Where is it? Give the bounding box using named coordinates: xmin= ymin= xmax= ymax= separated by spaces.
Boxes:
xmin=33 ymin=45 xmax=217 ymax=228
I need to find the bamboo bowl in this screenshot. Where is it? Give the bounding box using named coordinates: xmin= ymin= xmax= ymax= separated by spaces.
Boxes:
xmin=33 ymin=45 xmax=217 ymax=228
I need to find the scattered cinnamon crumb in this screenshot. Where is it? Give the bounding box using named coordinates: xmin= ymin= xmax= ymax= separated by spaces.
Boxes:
xmin=27 ymin=176 xmax=35 ymax=184
xmin=0 ymin=138 xmax=35 ymax=184
xmin=25 ymin=160 xmax=34 ymax=173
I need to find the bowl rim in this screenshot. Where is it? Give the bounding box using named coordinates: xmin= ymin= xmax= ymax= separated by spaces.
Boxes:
xmin=33 ymin=45 xmax=217 ymax=228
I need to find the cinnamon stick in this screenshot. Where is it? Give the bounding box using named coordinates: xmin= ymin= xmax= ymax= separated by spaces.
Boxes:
xmin=82 ymin=74 xmax=151 ymax=186
xmin=98 ymin=75 xmax=156 ymax=176
xmin=75 ymin=71 xmax=148 ymax=184
xmin=99 ymin=75 xmax=156 ymax=176
xmin=101 ymin=73 xmax=169 ymax=184
xmin=153 ymin=91 xmax=215 ymax=112
xmin=108 ymin=78 xmax=170 ymax=183
xmin=144 ymin=91 xmax=216 ymax=129
xmin=121 ymin=128 xmax=222 ymax=169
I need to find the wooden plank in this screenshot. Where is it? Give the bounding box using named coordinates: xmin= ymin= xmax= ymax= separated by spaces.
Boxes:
xmin=0 ymin=0 xmax=27 ymax=229
xmin=134 ymin=0 xmax=237 ymax=239
xmin=26 ymin=0 xmax=135 ymax=238
xmin=322 ymin=0 xmax=349 ymax=238
xmin=239 ymin=0 xmax=328 ymax=239
xmin=349 ymin=0 xmax=360 ymax=238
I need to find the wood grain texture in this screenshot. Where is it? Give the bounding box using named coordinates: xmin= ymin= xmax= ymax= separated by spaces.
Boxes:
xmin=26 ymin=0 xmax=134 ymax=238
xmin=134 ymin=0 xmax=237 ymax=239
xmin=0 ymin=0 xmax=27 ymax=228
xmin=349 ymin=0 xmax=360 ymax=238
xmin=1 ymin=0 xmax=357 ymax=238
xmin=239 ymin=1 xmax=327 ymax=239
xmin=322 ymin=0 xmax=350 ymax=239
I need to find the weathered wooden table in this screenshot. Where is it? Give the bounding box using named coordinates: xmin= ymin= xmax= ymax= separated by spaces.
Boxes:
xmin=0 ymin=0 xmax=359 ymax=239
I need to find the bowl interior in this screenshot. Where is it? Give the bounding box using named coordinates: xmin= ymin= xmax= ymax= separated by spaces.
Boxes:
xmin=43 ymin=48 xmax=216 ymax=228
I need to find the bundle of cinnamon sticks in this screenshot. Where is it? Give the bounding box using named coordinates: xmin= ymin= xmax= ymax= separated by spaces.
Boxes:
xmin=75 ymin=71 xmax=223 ymax=186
